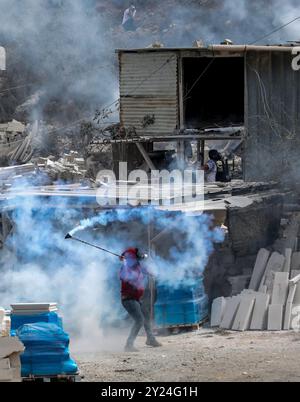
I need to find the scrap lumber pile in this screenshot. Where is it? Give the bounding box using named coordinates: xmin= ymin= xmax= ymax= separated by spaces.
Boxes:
xmin=0 ymin=307 xmax=24 ymax=382
xmin=0 ymin=152 xmax=86 ymax=191
xmin=0 ymin=120 xmax=26 ymax=143
xmin=0 ymin=120 xmax=27 ymax=161
xmin=8 ymin=120 xmax=37 ymax=164
xmin=38 ymin=152 xmax=86 ymax=182
xmin=0 ymin=163 xmax=43 ymax=191
xmin=211 ymin=213 xmax=300 ymax=331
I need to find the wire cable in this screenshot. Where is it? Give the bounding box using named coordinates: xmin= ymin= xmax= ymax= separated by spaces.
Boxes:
xmin=250 ymin=16 xmax=300 ymax=45
xmin=183 ymin=58 xmax=215 ymax=103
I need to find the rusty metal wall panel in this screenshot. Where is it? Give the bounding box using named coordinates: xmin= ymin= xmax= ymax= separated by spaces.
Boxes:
xmin=244 ymin=50 xmax=300 ymax=182
xmin=119 ymin=52 xmax=178 ymax=135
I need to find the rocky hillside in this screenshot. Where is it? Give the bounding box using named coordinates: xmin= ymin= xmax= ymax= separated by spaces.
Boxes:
xmin=0 ymin=0 xmax=295 ymax=131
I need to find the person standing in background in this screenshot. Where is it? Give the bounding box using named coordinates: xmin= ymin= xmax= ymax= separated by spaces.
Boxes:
xmin=122 ymin=5 xmax=137 ymax=31
xmin=204 ymin=150 xmax=222 ymax=183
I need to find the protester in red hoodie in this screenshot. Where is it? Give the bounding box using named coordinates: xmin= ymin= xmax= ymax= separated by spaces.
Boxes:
xmin=120 ymin=247 xmax=161 ymax=352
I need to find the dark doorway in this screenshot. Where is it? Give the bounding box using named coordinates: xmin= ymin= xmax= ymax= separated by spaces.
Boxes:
xmin=183 ymin=57 xmax=244 ymax=129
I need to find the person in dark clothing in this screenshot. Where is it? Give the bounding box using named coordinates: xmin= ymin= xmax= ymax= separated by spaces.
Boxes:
xmin=120 ymin=247 xmax=161 ymax=352
xmin=122 ymin=5 xmax=137 ymax=32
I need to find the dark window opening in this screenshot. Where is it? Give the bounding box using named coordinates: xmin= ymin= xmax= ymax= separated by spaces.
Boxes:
xmin=183 ymin=57 xmax=244 ymax=129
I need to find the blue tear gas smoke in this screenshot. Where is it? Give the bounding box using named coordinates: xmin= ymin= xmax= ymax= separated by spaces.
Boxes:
xmin=0 ymin=190 xmax=224 ymax=348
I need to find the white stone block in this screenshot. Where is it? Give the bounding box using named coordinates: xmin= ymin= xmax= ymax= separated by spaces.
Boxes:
xmin=9 ymin=353 xmax=21 ymax=369
xmin=210 ymin=297 xmax=227 ymax=327
xmin=259 ymin=252 xmax=285 ymax=290
xmin=250 ymin=293 xmax=270 ymax=330
xmin=293 ymin=283 xmax=300 ymax=305
xmin=261 ymin=285 xmax=268 ymax=294
xmin=0 ymin=337 xmax=24 ymax=359
xmin=249 ymin=249 xmax=270 ymax=291
xmin=283 ymin=283 xmax=297 ymax=330
xmin=271 ymin=272 xmax=289 ymax=305
xmin=290 ymin=304 xmax=300 ymax=330
xmin=232 ymin=296 xmax=255 ymax=331
xmin=291 ymin=252 xmax=300 ymax=271
xmin=268 ymin=304 xmax=283 ymax=331
xmin=283 ymin=248 xmax=292 ymax=273
xmin=220 ymin=296 xmax=241 ymax=330
xmin=0 ymin=368 xmax=14 ymax=382
xmin=0 ymin=359 xmax=10 ymax=369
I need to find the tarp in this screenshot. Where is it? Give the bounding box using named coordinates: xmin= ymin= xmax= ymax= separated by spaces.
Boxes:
xmin=17 ymin=322 xmax=78 ymax=377
xmin=155 ymin=281 xmax=208 ymax=327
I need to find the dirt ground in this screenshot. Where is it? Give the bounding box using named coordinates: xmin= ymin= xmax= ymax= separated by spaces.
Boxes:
xmin=72 ymin=328 xmax=300 ymax=382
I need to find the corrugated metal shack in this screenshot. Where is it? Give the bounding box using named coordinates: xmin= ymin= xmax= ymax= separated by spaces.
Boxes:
xmin=115 ymin=44 xmax=300 ymax=182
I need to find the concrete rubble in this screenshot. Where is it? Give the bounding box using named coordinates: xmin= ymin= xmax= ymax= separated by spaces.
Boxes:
xmin=0 ymin=151 xmax=87 ymax=191
xmin=0 ymin=308 xmax=24 ymax=382
xmin=38 ymin=152 xmax=86 ymax=182
xmin=0 ymin=120 xmax=27 ymax=162
xmin=211 ymin=213 xmax=300 ymax=331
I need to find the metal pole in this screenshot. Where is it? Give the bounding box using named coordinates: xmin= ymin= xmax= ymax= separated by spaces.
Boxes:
xmin=65 ymin=234 xmax=123 ymax=259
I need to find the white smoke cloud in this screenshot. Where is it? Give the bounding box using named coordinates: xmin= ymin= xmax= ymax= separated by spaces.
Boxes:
xmin=0 ymin=0 xmax=118 ymax=123
xmin=0 ymin=0 xmax=299 ymax=126
xmin=0 ymin=184 xmax=223 ymax=351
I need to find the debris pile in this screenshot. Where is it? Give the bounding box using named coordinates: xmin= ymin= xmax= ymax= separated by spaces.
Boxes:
xmin=211 ymin=213 xmax=300 ymax=331
xmin=0 ymin=163 xmax=43 ymax=190
xmin=0 ymin=307 xmax=24 ymax=382
xmin=0 ymin=151 xmax=87 ymax=191
xmin=39 ymin=152 xmax=86 ymax=182
xmin=0 ymin=120 xmax=27 ymax=162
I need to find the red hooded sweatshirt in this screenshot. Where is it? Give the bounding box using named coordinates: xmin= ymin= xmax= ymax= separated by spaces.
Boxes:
xmin=120 ymin=248 xmax=145 ymax=301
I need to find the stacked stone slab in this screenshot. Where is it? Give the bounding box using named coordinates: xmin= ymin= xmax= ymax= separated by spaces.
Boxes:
xmin=250 ymin=293 xmax=270 ymax=330
xmin=0 ymin=310 xmax=24 ymax=383
xmin=231 ymin=293 xmax=255 ymax=331
xmin=210 ymin=297 xmax=227 ymax=327
xmin=211 ymin=251 xmax=300 ymax=331
xmin=211 ymin=214 xmax=300 ymax=331
xmin=0 ymin=307 xmax=24 ymax=382
xmin=248 ymin=248 xmax=270 ymax=291
xmin=0 ymin=338 xmax=24 ymax=382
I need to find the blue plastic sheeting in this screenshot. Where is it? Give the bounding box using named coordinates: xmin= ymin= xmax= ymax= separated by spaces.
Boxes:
xmin=154 ymin=282 xmax=208 ymax=327
xmin=17 ymin=323 xmax=78 ymax=377
xmin=11 ymin=312 xmax=63 ymax=331
xmin=156 ymin=282 xmax=205 ymax=302
xmin=21 ymin=361 xmax=78 ymax=377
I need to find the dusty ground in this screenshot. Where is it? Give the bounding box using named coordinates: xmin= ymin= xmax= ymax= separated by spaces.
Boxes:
xmin=72 ymin=328 xmax=300 ymax=382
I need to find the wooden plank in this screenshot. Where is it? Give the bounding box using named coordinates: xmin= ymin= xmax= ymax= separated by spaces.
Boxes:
xmin=136 ymin=143 xmax=156 ymax=171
